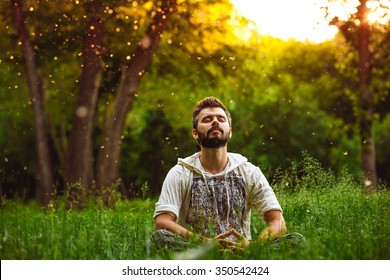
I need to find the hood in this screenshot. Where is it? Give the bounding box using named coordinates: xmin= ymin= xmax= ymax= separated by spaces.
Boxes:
xmin=177 ymin=152 xmax=248 ymax=176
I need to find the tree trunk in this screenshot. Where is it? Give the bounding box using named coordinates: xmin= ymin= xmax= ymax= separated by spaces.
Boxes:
xmin=97 ymin=0 xmax=177 ymax=190
xmin=65 ymin=1 xmax=104 ymax=198
xmin=10 ymin=0 xmax=54 ymax=205
xmin=357 ymin=0 xmax=378 ymax=188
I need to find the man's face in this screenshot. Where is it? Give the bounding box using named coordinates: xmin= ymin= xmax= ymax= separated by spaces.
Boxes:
xmin=193 ymin=107 xmax=232 ymax=148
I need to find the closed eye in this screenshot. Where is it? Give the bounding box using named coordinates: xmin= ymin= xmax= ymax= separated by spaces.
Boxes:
xmin=201 ymin=115 xmax=226 ymax=123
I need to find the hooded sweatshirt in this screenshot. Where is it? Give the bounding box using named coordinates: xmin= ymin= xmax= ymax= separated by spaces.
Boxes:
xmin=153 ymin=152 xmax=282 ymax=240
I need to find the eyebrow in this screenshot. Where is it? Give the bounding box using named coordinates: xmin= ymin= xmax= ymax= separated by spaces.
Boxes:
xmin=200 ymin=114 xmax=227 ymax=120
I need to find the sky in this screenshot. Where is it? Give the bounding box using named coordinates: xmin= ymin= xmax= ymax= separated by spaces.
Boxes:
xmin=230 ymin=0 xmax=339 ymax=43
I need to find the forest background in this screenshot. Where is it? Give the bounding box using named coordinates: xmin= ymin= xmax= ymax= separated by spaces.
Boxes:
xmin=1 ymin=0 xmax=390 ymax=205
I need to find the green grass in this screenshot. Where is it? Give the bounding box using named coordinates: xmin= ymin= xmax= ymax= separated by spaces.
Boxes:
xmin=250 ymin=183 xmax=390 ymax=260
xmin=1 ymin=159 xmax=390 ymax=260
xmin=0 ymin=199 xmax=156 ymax=259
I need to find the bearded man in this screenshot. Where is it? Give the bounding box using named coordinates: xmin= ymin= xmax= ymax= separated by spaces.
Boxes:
xmin=151 ymin=97 xmax=287 ymax=251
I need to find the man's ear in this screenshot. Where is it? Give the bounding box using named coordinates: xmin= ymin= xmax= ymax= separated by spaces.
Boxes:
xmin=192 ymin=128 xmax=199 ymax=140
xmin=229 ymin=127 xmax=232 ymax=138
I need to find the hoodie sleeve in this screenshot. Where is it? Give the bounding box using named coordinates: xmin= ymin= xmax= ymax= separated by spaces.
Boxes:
xmin=244 ymin=162 xmax=282 ymax=218
xmin=153 ymin=164 xmax=187 ymax=221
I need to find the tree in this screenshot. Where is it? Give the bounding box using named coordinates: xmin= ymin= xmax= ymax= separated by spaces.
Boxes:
xmin=324 ymin=0 xmax=390 ymax=187
xmin=7 ymin=0 xmax=178 ymax=206
xmin=9 ymin=0 xmax=54 ymax=204
xmin=65 ymin=1 xmax=104 ymax=201
xmin=96 ymin=0 xmax=177 ymax=191
xmin=356 ymin=0 xmax=377 ymax=188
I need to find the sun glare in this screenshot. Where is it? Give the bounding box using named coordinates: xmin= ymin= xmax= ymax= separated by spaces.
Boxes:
xmin=367 ymin=0 xmax=390 ymax=24
xmin=230 ymin=0 xmax=390 ymax=43
xmin=324 ymin=0 xmax=390 ymax=24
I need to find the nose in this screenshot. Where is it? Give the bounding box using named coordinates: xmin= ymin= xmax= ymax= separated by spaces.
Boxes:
xmin=211 ymin=118 xmax=221 ymax=127
xmin=209 ymin=119 xmax=223 ymax=134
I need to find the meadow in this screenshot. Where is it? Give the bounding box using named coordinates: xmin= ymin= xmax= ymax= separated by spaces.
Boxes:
xmin=1 ymin=157 xmax=389 ymax=260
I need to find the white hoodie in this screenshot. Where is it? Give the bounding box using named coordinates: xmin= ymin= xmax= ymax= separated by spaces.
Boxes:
xmin=153 ymin=152 xmax=282 ymax=240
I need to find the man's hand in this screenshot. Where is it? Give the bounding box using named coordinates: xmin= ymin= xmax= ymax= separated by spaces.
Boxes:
xmin=259 ymin=210 xmax=287 ymax=242
xmin=204 ymin=228 xmax=249 ymax=251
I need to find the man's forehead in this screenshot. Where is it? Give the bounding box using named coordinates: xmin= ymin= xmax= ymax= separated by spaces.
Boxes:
xmin=198 ymin=107 xmax=227 ymax=118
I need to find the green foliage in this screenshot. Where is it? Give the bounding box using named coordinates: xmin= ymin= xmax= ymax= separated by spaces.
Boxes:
xmin=375 ymin=114 xmax=390 ymax=181
xmin=0 ymin=60 xmax=36 ymax=198
xmin=120 ymin=108 xmax=196 ymax=197
xmin=1 ymin=159 xmax=389 ymax=260
xmin=1 ymin=0 xmax=389 ymax=199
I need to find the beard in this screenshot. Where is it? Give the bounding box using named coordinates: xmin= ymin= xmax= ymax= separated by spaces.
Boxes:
xmin=196 ymin=126 xmax=229 ymax=148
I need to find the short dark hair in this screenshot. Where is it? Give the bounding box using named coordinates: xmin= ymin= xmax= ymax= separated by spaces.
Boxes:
xmin=192 ymin=97 xmax=232 ymax=129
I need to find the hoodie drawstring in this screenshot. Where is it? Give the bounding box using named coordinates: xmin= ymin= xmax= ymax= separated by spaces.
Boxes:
xmin=225 ymin=172 xmax=231 ymax=227
xmin=200 ymin=169 xmax=212 ymax=195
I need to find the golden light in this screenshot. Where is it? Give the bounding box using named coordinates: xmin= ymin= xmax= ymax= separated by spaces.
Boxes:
xmin=367 ymin=0 xmax=390 ymax=24
xmin=230 ymin=0 xmax=390 ymax=43
xmin=230 ymin=0 xmax=338 ymax=42
xmin=324 ymin=0 xmax=390 ymax=24
xmin=322 ymin=0 xmax=360 ymax=21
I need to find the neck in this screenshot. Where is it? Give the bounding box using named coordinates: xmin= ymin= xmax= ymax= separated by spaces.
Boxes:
xmin=199 ymin=146 xmax=228 ymax=174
